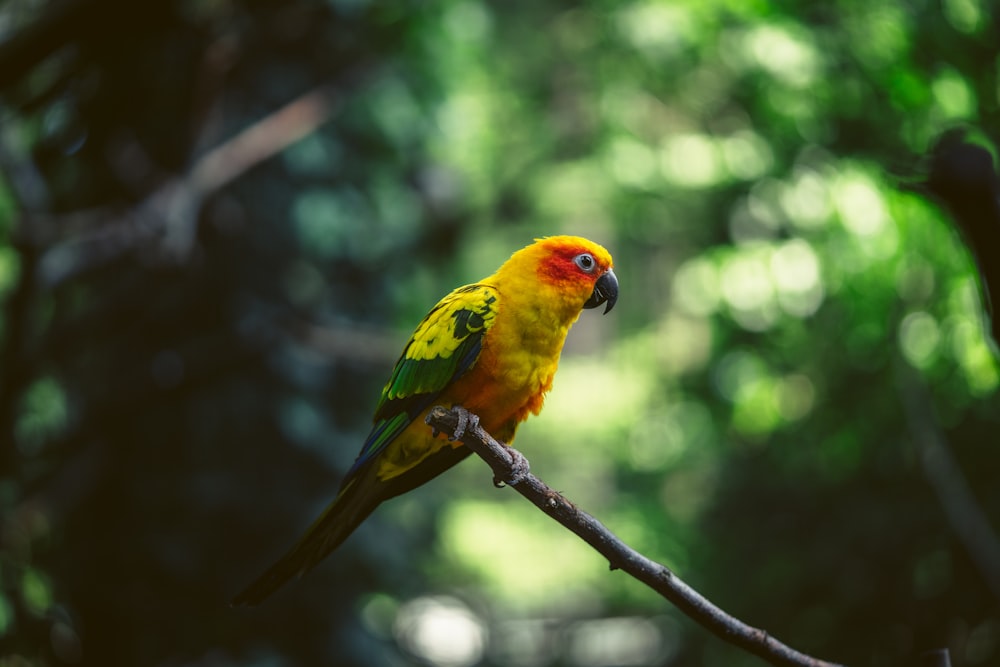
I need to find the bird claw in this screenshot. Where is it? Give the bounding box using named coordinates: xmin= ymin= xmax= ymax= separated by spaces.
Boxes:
xmin=448 ymin=406 xmax=479 ymax=442
xmin=493 ymin=446 xmax=530 ymax=487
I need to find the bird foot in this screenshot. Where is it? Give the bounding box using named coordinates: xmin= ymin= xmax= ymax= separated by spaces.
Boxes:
xmin=493 ymin=445 xmax=530 ymax=488
xmin=448 ymin=405 xmax=479 ymax=442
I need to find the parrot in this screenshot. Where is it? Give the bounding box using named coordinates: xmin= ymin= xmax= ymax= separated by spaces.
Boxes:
xmin=231 ymin=235 xmax=618 ymax=606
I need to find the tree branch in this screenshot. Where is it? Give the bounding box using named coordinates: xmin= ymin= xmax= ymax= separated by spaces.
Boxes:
xmin=31 ymin=83 xmax=341 ymax=288
xmin=426 ymin=405 xmax=843 ymax=667
xmin=895 ymin=358 xmax=1000 ymax=603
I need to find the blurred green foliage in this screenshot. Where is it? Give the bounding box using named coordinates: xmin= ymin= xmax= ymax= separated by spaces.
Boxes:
xmin=0 ymin=0 xmax=998 ymax=666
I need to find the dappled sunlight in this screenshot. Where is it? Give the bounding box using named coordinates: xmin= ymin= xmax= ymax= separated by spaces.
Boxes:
xmin=292 ymin=187 xmax=369 ymax=259
xmin=287 ymin=181 xmax=426 ymax=265
xmin=659 ymin=134 xmax=726 ymax=188
xmin=15 ymin=377 xmax=68 ymax=455
xmin=488 ymin=615 xmax=679 ymax=667
xmin=931 ymin=68 xmax=976 ymax=121
xmin=833 ymin=171 xmax=892 ymax=238
xmin=719 ymin=248 xmax=780 ymax=331
xmin=605 ymin=136 xmax=658 ymax=190
xmin=777 ymin=374 xmax=817 ymax=422
xmin=770 ymin=239 xmax=824 ymax=318
xmin=895 ymin=260 xmax=937 ymax=303
xmin=367 ymin=77 xmax=427 ymax=148
xmin=942 ymin=0 xmax=985 ymax=33
xmin=282 ymin=132 xmax=342 ymax=177
xmin=944 ymin=279 xmax=1000 ymax=394
xmin=598 ymin=86 xmax=667 ymax=139
xmin=654 ymin=314 xmax=713 ymax=376
xmin=720 ymin=130 xmax=774 ymax=181
xmin=781 ymin=167 xmax=833 ymax=230
xmin=628 ymin=400 xmax=715 ymax=472
xmin=434 ymin=89 xmax=498 ymax=205
xmin=711 ymin=349 xmax=816 ymax=438
xmin=713 ymin=349 xmax=768 ymax=403
xmin=730 ymin=375 xmax=784 ymax=437
xmin=540 ymin=355 xmax=655 ymax=439
xmin=534 ymin=161 xmax=614 ymax=222
xmin=659 ymin=458 xmax=722 ymax=525
xmin=488 ymin=618 xmax=556 ymax=667
xmin=394 ymin=596 xmax=486 ymax=667
xmin=19 ymin=568 xmax=53 ymax=617
xmin=616 ymin=2 xmax=695 ymax=62
xmin=736 ymin=180 xmax=785 ymax=242
xmin=831 ymin=168 xmax=902 ymax=266
xmin=359 ymin=593 xmax=399 ymax=640
xmin=565 ymin=616 xmax=675 ymax=666
xmin=844 ymin=3 xmax=911 ymax=69
xmin=946 ymin=316 xmax=1000 ymax=395
xmin=391 ymin=593 xmax=684 ymax=667
xmin=671 ymin=256 xmax=722 ymax=318
xmin=439 ymin=500 xmax=604 ymax=608
xmin=436 ymin=92 xmax=492 ymax=151
xmin=442 ymin=0 xmax=493 ymax=43
xmin=740 ymin=23 xmax=824 ymax=88
xmin=899 ymin=311 xmax=942 ymax=369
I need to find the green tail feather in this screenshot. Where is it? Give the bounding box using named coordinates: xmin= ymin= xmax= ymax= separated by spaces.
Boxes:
xmin=231 ymin=445 xmax=472 ymax=606
xmin=230 ymin=478 xmax=377 ymax=607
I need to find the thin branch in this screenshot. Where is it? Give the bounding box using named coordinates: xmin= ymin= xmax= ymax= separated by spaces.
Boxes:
xmin=426 ymin=405 xmax=844 ymax=667
xmin=189 ymin=84 xmax=337 ymax=195
xmin=287 ymin=318 xmax=404 ymax=367
xmin=895 ymin=358 xmax=1000 ymax=603
xmin=0 ymin=0 xmax=89 ymax=89
xmin=33 ymin=84 xmax=340 ymax=287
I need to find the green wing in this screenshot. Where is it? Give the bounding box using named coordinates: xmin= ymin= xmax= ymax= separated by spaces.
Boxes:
xmin=231 ymin=284 xmax=499 ymax=606
xmin=345 ymin=284 xmax=498 ymax=476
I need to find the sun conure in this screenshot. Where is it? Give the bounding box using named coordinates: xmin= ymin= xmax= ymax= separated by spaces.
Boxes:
xmin=232 ymin=235 xmax=618 ymax=605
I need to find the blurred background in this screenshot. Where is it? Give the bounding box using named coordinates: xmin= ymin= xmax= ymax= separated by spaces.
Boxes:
xmin=0 ymin=0 xmax=998 ymax=665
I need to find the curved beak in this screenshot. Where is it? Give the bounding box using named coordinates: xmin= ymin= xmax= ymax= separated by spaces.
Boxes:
xmin=583 ymin=268 xmax=619 ymax=314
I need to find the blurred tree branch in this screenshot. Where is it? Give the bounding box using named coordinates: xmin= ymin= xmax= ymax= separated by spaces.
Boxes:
xmin=896 ymin=359 xmax=1000 ymax=603
xmin=426 ymin=406 xmax=845 ymax=667
xmin=29 ymin=83 xmax=340 ymax=287
xmin=0 ymin=0 xmax=114 ymax=89
xmin=0 ymin=80 xmax=341 ymax=475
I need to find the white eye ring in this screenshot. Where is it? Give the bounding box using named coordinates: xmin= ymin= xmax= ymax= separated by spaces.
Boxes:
xmin=574 ymin=253 xmax=596 ymax=273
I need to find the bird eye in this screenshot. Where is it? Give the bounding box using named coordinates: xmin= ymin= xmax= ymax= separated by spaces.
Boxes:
xmin=574 ymin=253 xmax=596 ymax=273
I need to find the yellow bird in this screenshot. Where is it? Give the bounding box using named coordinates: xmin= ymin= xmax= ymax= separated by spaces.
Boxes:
xmin=233 ymin=235 xmax=618 ymax=605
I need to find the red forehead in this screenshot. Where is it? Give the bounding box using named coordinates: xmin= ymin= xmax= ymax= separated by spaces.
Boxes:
xmin=536 ymin=242 xmax=602 ymax=283
xmin=547 ymin=237 xmax=610 ymax=263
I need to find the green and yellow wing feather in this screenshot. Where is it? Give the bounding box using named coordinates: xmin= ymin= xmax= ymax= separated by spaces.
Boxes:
xmin=346 ymin=284 xmax=498 ymax=475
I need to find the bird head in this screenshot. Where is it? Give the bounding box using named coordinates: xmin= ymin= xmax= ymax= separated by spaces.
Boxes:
xmin=523 ymin=236 xmax=618 ymax=315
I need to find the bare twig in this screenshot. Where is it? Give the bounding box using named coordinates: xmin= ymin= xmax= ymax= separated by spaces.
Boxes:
xmin=287 ymin=318 xmax=403 ymax=367
xmin=426 ymin=405 xmax=845 ymax=667
xmin=33 ymin=84 xmax=340 ymax=287
xmin=189 ymin=84 xmax=337 ymax=195
xmin=896 ymin=359 xmax=1000 ymax=603
xmin=0 ymin=0 xmax=89 ymax=89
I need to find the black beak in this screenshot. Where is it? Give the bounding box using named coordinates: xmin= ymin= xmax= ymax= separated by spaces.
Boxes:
xmin=583 ymin=268 xmax=619 ymax=314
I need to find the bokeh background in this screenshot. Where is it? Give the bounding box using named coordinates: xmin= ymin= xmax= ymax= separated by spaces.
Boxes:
xmin=1 ymin=0 xmax=998 ymax=665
